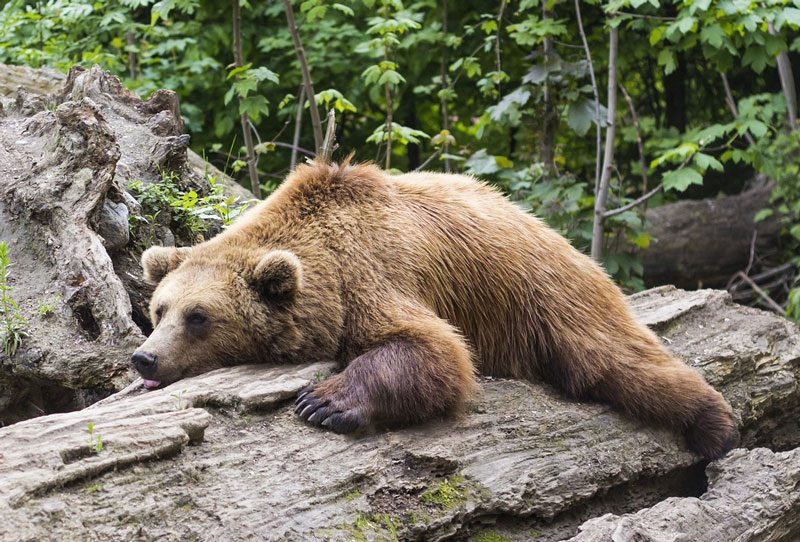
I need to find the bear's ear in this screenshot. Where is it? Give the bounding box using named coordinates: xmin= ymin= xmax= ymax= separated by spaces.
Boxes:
xmin=141 ymin=246 xmax=190 ymax=284
xmin=250 ymin=250 xmax=303 ymax=304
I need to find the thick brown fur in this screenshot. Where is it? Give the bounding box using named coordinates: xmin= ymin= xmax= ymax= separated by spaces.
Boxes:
xmin=135 ymin=158 xmax=739 ymax=459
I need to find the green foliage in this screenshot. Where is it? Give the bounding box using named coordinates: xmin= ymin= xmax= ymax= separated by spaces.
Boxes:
xmin=85 ymin=422 xmax=104 ymax=454
xmin=35 ymin=295 xmax=60 ymax=317
xmin=171 ymin=389 xmax=189 ymax=410
xmin=0 ymin=242 xmax=28 ymax=357
xmin=4 ymin=0 xmax=800 ymax=296
xmin=750 ymin=129 xmax=800 ymax=322
xmin=128 ymin=169 xmax=254 ymax=249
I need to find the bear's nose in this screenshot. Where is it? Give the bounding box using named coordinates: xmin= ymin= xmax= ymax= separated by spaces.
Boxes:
xmin=131 ymin=351 xmax=158 ymax=376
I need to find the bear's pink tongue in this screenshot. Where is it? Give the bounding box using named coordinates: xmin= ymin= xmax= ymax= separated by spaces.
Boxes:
xmin=142 ymin=379 xmax=161 ymax=389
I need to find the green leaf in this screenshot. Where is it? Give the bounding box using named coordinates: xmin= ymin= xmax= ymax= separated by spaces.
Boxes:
xmin=662 ymin=167 xmax=703 ymax=192
xmin=465 ymin=149 xmax=500 ymax=175
xmin=753 ymin=208 xmax=773 ymax=223
xmin=239 ymin=95 xmax=269 ymax=121
xmin=649 ymin=26 xmax=664 ymax=46
xmin=693 ymin=152 xmax=723 ymax=172
xmin=657 ymin=49 xmax=677 ymax=75
xmin=332 ymin=3 xmax=354 ymax=16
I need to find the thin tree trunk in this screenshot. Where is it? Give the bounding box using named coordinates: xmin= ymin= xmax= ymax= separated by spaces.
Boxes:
xmin=495 ymin=0 xmax=506 ymax=97
xmin=232 ymin=0 xmax=260 ymax=198
xmin=574 ymin=0 xmax=602 ymax=194
xmin=591 ymin=26 xmax=618 ymax=262
xmin=766 ymin=18 xmax=797 ymax=130
xmin=440 ymin=0 xmax=450 ymax=172
xmin=126 ymin=32 xmax=137 ymax=80
xmin=541 ymin=4 xmax=556 ymax=176
xmin=283 ymin=0 xmax=323 ymax=154
xmin=384 ymin=2 xmax=393 ymax=170
xmin=290 ymin=87 xmax=305 ymax=170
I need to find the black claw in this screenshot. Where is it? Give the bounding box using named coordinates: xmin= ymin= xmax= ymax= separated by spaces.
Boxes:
xmin=299 ymin=403 xmax=316 ymax=419
xmin=321 ymin=412 xmax=362 ymax=434
xmin=295 ymin=386 xmax=314 ymax=403
xmin=295 ymin=396 xmax=313 ymax=413
xmin=307 ymin=407 xmax=330 ymax=424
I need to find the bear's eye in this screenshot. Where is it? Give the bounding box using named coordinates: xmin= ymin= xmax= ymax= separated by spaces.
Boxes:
xmin=155 ymin=307 xmax=164 ymax=324
xmin=186 ymin=312 xmax=208 ymax=326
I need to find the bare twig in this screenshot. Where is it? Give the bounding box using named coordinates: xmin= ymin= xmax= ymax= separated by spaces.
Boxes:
xmin=734 ymin=271 xmax=786 ymax=315
xmin=267 ymin=141 xmax=315 ymax=156
xmin=575 ymin=0 xmax=602 ymax=194
xmin=232 ymin=0 xmax=260 ymax=198
xmin=283 ymin=0 xmax=323 ymax=154
xmin=603 ymin=184 xmax=663 ymax=219
xmin=495 ymin=0 xmax=506 ymax=97
xmin=591 ymin=25 xmax=618 ymax=261
xmin=413 ymin=148 xmax=443 ymax=172
xmin=290 ymin=86 xmax=305 ymax=170
xmin=744 ymin=230 xmax=758 ymax=277
xmin=720 ymin=72 xmax=756 ymax=146
xmin=319 ymin=109 xmax=337 ymax=164
xmin=619 ymin=82 xmax=648 ymax=208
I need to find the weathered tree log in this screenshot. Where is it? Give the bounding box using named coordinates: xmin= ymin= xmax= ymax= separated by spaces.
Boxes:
xmin=642 ymin=181 xmax=782 ymax=289
xmin=1 ymin=287 xmax=798 ymax=541
xmin=0 ymin=65 xmax=257 ymax=423
xmin=567 ymin=447 xmax=800 ymax=541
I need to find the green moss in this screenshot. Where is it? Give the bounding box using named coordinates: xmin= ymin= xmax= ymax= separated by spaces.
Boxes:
xmin=419 ymin=474 xmax=468 ymax=509
xmin=343 ymin=487 xmax=362 ymax=501
xmin=80 ymin=483 xmax=102 ymax=493
xmin=471 ymin=530 xmax=513 ymax=542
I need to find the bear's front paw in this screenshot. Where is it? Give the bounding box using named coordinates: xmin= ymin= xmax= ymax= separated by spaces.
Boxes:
xmin=294 ymin=383 xmax=368 ymax=434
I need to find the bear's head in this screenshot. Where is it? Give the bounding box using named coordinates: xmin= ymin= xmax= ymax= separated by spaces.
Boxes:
xmin=130 ymin=245 xmax=305 ymax=388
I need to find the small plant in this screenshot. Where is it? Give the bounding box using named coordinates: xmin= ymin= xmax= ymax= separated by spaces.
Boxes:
xmin=171 ymin=389 xmax=188 ymax=411
xmin=35 ymin=295 xmax=60 ymax=317
xmin=81 ymin=482 xmax=102 ymax=493
xmin=0 ymin=242 xmax=28 ymax=357
xmin=128 ymin=170 xmax=254 ymax=250
xmin=85 ymin=422 xmax=104 ymax=454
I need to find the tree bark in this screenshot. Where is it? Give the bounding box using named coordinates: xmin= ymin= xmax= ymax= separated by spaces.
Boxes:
xmin=3 ymin=288 xmax=800 ymax=540
xmin=642 ymin=181 xmax=782 ymax=289
xmin=591 ymin=26 xmax=618 ymax=262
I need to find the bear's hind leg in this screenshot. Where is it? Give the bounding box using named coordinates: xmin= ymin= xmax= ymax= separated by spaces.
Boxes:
xmin=589 ymin=352 xmax=739 ymax=460
xmin=296 ymin=306 xmax=477 ymax=433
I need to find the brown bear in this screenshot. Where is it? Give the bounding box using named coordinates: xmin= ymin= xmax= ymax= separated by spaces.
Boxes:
xmin=133 ymin=158 xmax=739 ymax=460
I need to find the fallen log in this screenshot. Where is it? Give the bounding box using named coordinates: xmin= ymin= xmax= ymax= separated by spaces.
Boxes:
xmin=0 ymin=287 xmax=798 ymax=541
xmin=642 ymin=181 xmax=783 ymax=289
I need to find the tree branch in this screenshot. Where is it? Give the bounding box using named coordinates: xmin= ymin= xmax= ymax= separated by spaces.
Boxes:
xmin=603 ymin=183 xmax=662 ymax=219
xmin=575 ymin=0 xmax=602 ymax=194
xmin=591 ymin=25 xmax=618 ymax=261
xmin=282 ymin=0 xmax=323 ymax=154
xmin=290 ymin=86 xmax=305 ymax=170
xmin=619 ymin=82 xmax=649 ymax=210
xmin=319 ymin=109 xmax=337 ymax=164
xmin=232 ymin=0 xmax=260 ymax=199
xmin=720 ymin=72 xmax=756 ymax=146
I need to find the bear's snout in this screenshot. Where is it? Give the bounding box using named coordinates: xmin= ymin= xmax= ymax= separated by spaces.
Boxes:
xmin=132 ymin=351 xmax=158 ymax=377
